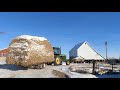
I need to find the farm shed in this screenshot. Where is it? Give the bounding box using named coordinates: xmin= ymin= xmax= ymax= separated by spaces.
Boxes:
xmin=0 ymin=48 xmax=9 ymax=57
xmin=69 ymin=41 xmax=105 ymax=62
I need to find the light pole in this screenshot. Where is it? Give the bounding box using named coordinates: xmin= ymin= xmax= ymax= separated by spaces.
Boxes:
xmin=105 ymin=41 xmax=108 ymax=60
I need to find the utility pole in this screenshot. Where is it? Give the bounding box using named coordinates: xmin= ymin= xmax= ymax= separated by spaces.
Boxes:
xmin=92 ymin=60 xmax=96 ymax=75
xmin=105 ymin=41 xmax=108 ymax=60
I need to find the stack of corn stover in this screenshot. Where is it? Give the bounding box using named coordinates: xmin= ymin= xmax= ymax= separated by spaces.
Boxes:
xmin=6 ymin=35 xmax=54 ymax=69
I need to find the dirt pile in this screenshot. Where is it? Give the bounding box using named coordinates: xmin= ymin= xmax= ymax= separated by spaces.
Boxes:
xmin=52 ymin=70 xmax=70 ymax=78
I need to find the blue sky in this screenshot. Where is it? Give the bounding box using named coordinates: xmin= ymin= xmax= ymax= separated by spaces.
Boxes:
xmin=0 ymin=12 xmax=120 ymax=59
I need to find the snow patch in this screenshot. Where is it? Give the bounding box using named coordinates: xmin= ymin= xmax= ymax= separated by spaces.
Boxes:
xmin=16 ymin=35 xmax=47 ymax=41
xmin=10 ymin=42 xmax=29 ymax=49
xmin=75 ymin=56 xmax=84 ymax=59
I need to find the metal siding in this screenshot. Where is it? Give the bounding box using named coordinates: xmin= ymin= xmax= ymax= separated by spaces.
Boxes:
xmin=77 ymin=42 xmax=104 ymax=60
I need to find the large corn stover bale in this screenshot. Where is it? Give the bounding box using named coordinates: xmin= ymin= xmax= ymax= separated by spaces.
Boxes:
xmin=6 ymin=35 xmax=54 ymax=68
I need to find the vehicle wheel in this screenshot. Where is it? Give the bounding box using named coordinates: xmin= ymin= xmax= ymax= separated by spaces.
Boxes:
xmin=47 ymin=62 xmax=52 ymax=65
xmin=66 ymin=60 xmax=70 ymax=65
xmin=29 ymin=65 xmax=34 ymax=69
xmin=54 ymin=56 xmax=61 ymax=65
xmin=42 ymin=63 xmax=46 ymax=68
xmin=39 ymin=64 xmax=43 ymax=69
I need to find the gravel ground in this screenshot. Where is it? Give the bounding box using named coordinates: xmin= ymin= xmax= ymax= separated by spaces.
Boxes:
xmin=0 ymin=59 xmax=96 ymax=78
xmin=0 ymin=59 xmax=64 ymax=78
xmin=0 ymin=59 xmax=120 ymax=78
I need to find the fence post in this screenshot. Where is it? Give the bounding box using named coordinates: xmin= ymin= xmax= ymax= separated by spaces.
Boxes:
xmin=112 ymin=64 xmax=113 ymax=72
xmin=92 ymin=60 xmax=96 ymax=75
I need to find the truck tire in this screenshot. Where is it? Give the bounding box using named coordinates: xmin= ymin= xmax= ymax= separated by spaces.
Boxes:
xmin=66 ymin=60 xmax=70 ymax=65
xmin=39 ymin=64 xmax=43 ymax=69
xmin=42 ymin=63 xmax=46 ymax=68
xmin=47 ymin=62 xmax=52 ymax=65
xmin=54 ymin=56 xmax=62 ymax=65
xmin=28 ymin=65 xmax=34 ymax=69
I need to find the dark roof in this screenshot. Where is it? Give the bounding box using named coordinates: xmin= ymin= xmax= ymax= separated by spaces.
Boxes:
xmin=69 ymin=41 xmax=85 ymax=53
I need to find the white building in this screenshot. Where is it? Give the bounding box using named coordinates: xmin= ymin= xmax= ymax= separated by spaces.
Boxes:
xmin=69 ymin=41 xmax=105 ymax=61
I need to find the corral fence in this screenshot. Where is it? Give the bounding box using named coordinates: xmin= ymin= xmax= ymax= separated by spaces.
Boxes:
xmin=69 ymin=59 xmax=120 ymax=75
xmin=93 ymin=60 xmax=120 ymax=75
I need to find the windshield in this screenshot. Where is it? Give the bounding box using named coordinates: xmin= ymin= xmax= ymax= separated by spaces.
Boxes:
xmin=54 ymin=48 xmax=61 ymax=54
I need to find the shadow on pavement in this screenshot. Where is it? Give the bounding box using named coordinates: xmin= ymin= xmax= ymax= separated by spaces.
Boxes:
xmin=0 ymin=64 xmax=27 ymax=71
xmin=95 ymin=71 xmax=120 ymax=78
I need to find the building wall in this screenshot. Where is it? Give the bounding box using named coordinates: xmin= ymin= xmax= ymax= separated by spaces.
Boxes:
xmin=0 ymin=48 xmax=9 ymax=57
xmin=0 ymin=53 xmax=8 ymax=57
xmin=69 ymin=49 xmax=77 ymax=59
xmin=77 ymin=42 xmax=104 ymax=60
